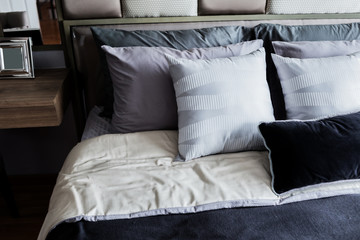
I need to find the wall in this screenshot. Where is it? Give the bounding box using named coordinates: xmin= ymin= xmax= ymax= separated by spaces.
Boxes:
xmin=0 ymin=0 xmax=40 ymax=29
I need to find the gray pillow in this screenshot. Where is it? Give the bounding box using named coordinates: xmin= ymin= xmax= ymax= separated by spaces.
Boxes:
xmin=91 ymin=26 xmax=254 ymax=117
xmin=167 ymin=48 xmax=274 ymax=161
xmin=271 ymin=52 xmax=360 ymax=120
xmin=272 ymin=40 xmax=360 ymax=58
xmin=101 ymin=40 xmax=264 ymax=133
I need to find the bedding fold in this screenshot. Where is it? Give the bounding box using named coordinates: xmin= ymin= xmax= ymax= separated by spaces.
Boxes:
xmin=38 ymin=131 xmax=360 ymax=240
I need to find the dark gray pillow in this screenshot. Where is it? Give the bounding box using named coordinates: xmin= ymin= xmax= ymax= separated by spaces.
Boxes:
xmin=272 ymin=40 xmax=360 ymax=58
xmin=91 ymin=26 xmax=254 ymax=117
xmin=259 ymin=111 xmax=360 ymax=194
xmin=254 ymin=23 xmax=360 ymax=120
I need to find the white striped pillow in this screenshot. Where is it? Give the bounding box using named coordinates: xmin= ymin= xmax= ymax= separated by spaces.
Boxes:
xmin=167 ymin=48 xmax=274 ymax=161
xmin=271 ymin=52 xmax=360 ymax=120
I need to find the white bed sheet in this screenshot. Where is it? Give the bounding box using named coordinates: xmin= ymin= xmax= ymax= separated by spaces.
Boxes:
xmin=38 ymin=130 xmax=360 ymax=240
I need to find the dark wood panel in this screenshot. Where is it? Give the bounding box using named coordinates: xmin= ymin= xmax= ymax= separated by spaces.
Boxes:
xmin=0 ymin=106 xmax=60 ymax=128
xmin=0 ymin=69 xmax=69 ymax=129
xmin=0 ymin=174 xmax=56 ymax=240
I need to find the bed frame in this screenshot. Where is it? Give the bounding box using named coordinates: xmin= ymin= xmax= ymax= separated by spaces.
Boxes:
xmin=36 ymin=2 xmax=360 ymax=239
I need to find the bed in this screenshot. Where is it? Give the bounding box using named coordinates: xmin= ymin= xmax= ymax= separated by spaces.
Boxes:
xmin=39 ymin=0 xmax=360 ymax=239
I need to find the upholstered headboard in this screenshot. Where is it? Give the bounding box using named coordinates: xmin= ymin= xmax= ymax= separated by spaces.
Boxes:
xmin=60 ymin=0 xmax=360 ymax=19
xmin=55 ymin=0 xmax=360 ymax=134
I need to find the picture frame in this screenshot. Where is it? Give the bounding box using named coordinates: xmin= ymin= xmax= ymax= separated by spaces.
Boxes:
xmin=0 ymin=37 xmax=34 ymax=79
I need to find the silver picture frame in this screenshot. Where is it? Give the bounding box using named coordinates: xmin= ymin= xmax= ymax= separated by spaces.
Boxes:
xmin=0 ymin=37 xmax=34 ymax=79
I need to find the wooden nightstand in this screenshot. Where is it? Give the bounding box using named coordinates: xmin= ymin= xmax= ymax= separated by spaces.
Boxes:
xmin=0 ymin=69 xmax=70 ymax=129
xmin=0 ymin=68 xmax=70 ymax=216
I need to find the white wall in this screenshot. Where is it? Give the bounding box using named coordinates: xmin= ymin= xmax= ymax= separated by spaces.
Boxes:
xmin=0 ymin=0 xmax=40 ymax=29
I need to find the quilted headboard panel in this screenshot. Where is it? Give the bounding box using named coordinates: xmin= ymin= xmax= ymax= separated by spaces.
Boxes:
xmin=199 ymin=0 xmax=267 ymax=15
xmin=122 ymin=0 xmax=198 ymax=17
xmin=62 ymin=0 xmax=122 ymax=19
xmin=267 ymin=0 xmax=360 ymax=14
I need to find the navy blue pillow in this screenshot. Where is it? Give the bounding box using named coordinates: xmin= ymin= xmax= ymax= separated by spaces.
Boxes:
xmin=259 ymin=111 xmax=360 ymax=194
xmin=91 ymin=26 xmax=254 ymax=117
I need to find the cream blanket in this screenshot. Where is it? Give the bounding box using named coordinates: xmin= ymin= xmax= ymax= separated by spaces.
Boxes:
xmin=38 ymin=130 xmax=360 ymax=240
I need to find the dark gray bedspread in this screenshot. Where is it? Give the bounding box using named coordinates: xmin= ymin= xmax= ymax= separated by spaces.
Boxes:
xmin=46 ymin=194 xmax=360 ymax=240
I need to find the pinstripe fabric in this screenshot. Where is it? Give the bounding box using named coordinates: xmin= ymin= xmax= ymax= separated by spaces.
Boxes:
xmin=272 ymin=52 xmax=360 ymax=120
xmin=167 ymin=48 xmax=274 ymax=161
xmin=266 ymin=0 xmax=360 ymax=14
